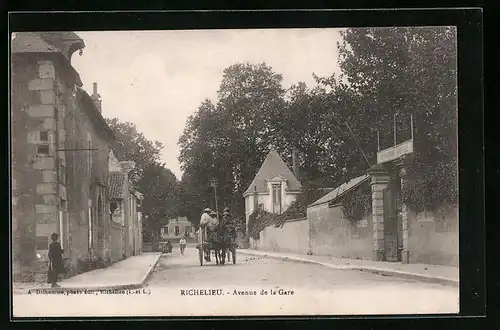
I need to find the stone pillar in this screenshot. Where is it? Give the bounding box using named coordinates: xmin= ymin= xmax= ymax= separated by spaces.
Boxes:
xmin=29 ymin=60 xmax=59 ymax=250
xmin=395 ymin=156 xmax=411 ymax=264
xmin=368 ymin=164 xmax=390 ymax=261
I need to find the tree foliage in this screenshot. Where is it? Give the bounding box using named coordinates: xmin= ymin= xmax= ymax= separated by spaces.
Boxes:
xmin=178 ymin=63 xmax=286 ymax=226
xmin=179 ymin=27 xmax=458 ymax=234
xmin=336 ymin=26 xmax=458 ymax=210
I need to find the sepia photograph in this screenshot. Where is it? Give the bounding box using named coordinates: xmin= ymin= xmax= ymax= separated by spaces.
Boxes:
xmin=11 ymin=25 xmax=460 ymax=317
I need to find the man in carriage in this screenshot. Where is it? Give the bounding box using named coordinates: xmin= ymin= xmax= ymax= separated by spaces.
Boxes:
xmin=199 ymin=207 xmax=219 ymax=261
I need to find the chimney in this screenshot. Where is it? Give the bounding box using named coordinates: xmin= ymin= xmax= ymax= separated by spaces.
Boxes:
xmin=91 ymin=82 xmax=102 ymax=112
xmin=292 ymin=148 xmax=299 ymax=179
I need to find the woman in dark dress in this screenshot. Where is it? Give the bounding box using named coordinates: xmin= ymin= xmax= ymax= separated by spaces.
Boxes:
xmin=47 ymin=233 xmax=64 ymax=287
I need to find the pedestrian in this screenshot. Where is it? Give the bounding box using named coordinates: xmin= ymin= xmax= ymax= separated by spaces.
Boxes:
xmin=179 ymin=236 xmax=187 ymax=255
xmin=47 ymin=233 xmax=64 ymax=288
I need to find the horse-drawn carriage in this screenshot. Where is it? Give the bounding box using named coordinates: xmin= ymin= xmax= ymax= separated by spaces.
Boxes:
xmin=196 ymin=214 xmax=237 ymax=266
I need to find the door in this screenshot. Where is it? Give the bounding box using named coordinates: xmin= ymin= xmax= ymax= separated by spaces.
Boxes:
xmin=383 ymin=178 xmax=401 ymax=262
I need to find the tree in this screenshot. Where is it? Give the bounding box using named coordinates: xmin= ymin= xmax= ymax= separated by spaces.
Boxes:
xmin=106 ymin=118 xmax=164 ymax=176
xmin=334 ymin=26 xmax=458 ymax=210
xmin=140 ymin=163 xmax=178 ymax=249
xmin=178 ymin=62 xmax=287 ymax=223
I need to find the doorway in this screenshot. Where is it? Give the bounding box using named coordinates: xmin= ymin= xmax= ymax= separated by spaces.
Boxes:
xmin=383 ymin=173 xmax=402 ymax=262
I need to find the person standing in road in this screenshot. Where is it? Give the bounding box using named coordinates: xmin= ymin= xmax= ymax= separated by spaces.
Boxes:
xmin=179 ymin=236 xmax=187 ymax=255
xmin=47 ymin=233 xmax=64 ymax=288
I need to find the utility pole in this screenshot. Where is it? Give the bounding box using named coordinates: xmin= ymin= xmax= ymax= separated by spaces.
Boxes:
xmin=210 ymin=178 xmax=219 ymax=218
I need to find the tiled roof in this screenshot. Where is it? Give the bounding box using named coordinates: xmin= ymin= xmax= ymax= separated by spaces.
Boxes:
xmin=308 ymin=175 xmax=370 ymax=208
xmin=108 ymin=173 xmax=125 ymax=199
xmin=243 ymin=148 xmax=302 ymax=196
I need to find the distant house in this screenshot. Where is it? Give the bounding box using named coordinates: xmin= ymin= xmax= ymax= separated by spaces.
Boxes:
xmin=243 ymin=149 xmax=302 ymax=227
xmin=160 ymin=217 xmax=195 ymax=243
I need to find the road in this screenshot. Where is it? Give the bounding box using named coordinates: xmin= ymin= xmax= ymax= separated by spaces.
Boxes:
xmin=13 ymin=247 xmax=459 ymax=317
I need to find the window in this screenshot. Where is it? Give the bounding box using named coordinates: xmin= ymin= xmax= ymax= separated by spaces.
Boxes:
xmin=272 ymin=184 xmax=282 ymax=213
xmin=60 ymin=198 xmax=66 ymax=211
xmin=37 ymin=145 xmax=49 ymax=156
xmin=175 ymin=226 xmax=179 ymax=236
xmin=39 ymin=130 xmax=48 ymax=142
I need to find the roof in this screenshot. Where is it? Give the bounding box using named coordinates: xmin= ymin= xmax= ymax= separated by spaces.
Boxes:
xmin=11 ymin=32 xmax=84 ymax=86
xmin=12 ymin=32 xmax=85 ymax=61
xmin=108 ymin=172 xmax=125 ymax=199
xmin=308 ymin=174 xmax=370 ymax=207
xmin=243 ymin=148 xmax=302 ymax=196
xmin=77 ymin=87 xmax=116 ymax=141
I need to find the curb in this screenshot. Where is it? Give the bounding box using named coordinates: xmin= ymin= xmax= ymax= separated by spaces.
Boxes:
xmin=139 ymin=252 xmax=163 ymax=286
xmin=24 ymin=253 xmax=163 ymax=294
xmin=239 ymin=250 xmax=459 ymax=287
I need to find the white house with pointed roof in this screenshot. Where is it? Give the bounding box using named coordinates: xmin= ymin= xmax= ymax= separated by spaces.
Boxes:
xmin=243 ymin=149 xmax=302 ymax=226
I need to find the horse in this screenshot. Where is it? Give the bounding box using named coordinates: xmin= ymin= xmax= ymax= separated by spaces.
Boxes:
xmin=212 ymin=220 xmax=237 ymax=265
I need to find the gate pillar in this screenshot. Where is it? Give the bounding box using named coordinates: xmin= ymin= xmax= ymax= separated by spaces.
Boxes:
xmin=368 ymin=164 xmax=390 ymax=261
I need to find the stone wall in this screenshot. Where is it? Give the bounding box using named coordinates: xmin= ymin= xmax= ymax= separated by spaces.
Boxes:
xmin=407 ymin=204 xmax=459 ymax=266
xmin=63 ymin=73 xmax=112 ymax=272
xmin=307 ymin=200 xmax=458 ymax=266
xmin=109 ymin=221 xmax=123 ymax=263
xmin=12 ymin=56 xmax=49 ymax=278
xmin=249 ymin=218 xmax=310 ymax=254
xmin=308 ymin=203 xmax=373 ymax=259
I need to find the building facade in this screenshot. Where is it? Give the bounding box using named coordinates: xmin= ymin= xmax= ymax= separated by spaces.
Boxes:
xmin=242 ymin=149 xmax=302 ymax=250
xmin=160 ymin=217 xmax=195 ymax=243
xmin=11 ymin=32 xmax=119 ymax=278
xmin=108 ymin=150 xmax=143 ymax=260
xmin=243 ymin=149 xmax=302 ymax=227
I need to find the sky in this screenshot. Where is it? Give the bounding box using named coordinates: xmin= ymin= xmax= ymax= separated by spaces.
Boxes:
xmin=71 ymin=29 xmax=343 ymax=180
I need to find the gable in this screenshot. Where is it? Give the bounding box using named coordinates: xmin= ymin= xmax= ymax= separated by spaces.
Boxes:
xmin=244 ymin=149 xmax=302 ymax=195
xmin=109 ymin=150 xmax=121 ymax=172
xmin=268 ymin=175 xmax=286 ymax=182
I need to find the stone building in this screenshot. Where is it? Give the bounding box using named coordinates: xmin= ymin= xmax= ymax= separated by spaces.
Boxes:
xmin=243 ymin=149 xmax=302 ymax=226
xmin=242 ymin=148 xmax=302 ymax=250
xmin=11 ymin=32 xmax=117 ymax=278
xmin=108 ymin=150 xmax=144 ymax=260
xmin=161 ymin=217 xmax=194 ymax=243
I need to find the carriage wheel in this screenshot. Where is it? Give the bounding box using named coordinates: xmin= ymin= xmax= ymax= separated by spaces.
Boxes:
xmin=232 ymin=247 xmax=236 ymax=264
xmin=198 ymin=245 xmax=204 ymax=266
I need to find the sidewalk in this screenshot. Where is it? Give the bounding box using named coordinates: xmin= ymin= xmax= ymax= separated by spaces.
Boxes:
xmin=13 ymin=252 xmax=162 ymax=294
xmin=238 ymin=249 xmax=459 ymax=286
